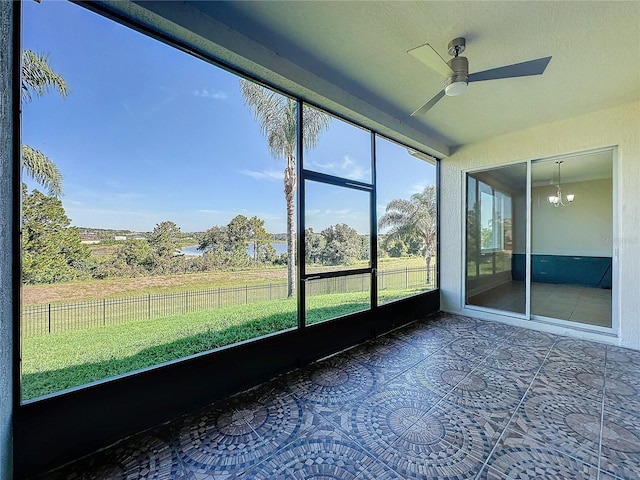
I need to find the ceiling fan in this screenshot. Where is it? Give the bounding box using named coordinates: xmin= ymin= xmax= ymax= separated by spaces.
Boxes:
xmin=408 ymin=37 xmax=551 ymax=116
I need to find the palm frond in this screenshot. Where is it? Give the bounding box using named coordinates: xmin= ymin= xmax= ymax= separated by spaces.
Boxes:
xmin=21 ymin=50 xmax=69 ymax=103
xmin=378 ymin=186 xmax=437 ymax=257
xmin=239 ymin=78 xmax=331 ymax=159
xmin=22 ymin=145 xmax=64 ymax=197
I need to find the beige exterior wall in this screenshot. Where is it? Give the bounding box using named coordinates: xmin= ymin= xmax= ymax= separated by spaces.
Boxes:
xmin=440 ymin=101 xmax=640 ymax=349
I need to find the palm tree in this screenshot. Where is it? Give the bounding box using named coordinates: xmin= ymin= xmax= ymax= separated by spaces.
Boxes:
xmin=379 ymin=185 xmax=437 ymax=284
xmin=240 ymin=79 xmax=331 ymax=297
xmin=21 ymin=49 xmax=69 ymax=197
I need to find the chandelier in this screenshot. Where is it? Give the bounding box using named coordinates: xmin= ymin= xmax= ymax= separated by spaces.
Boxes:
xmin=548 ymin=161 xmax=574 ymax=207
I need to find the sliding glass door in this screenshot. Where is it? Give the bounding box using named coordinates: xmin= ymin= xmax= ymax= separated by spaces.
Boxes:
xmin=465 ymin=150 xmax=614 ymax=329
xmin=465 ymin=163 xmax=527 ymax=315
xmin=530 ymin=152 xmax=613 ymax=328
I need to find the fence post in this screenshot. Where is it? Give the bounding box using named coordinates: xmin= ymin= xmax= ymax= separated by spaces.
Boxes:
xmin=48 ymin=303 xmax=51 ymax=334
xmin=218 ymin=287 xmax=221 ymax=308
xmin=103 ymin=299 xmax=106 ymax=326
xmin=406 ymin=267 xmax=409 ymax=288
xmin=148 ymin=294 xmax=151 ymax=319
xmin=245 ymin=285 xmax=248 ymax=304
xmin=269 ymin=283 xmax=272 ymax=300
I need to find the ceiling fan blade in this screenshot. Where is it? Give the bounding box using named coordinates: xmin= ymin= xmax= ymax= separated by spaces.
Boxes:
xmin=411 ymin=90 xmax=445 ymax=116
xmin=408 ymin=44 xmax=454 ymax=78
xmin=468 ymin=56 xmax=551 ymax=83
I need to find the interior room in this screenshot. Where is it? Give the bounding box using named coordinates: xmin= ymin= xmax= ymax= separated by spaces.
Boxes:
xmin=1 ymin=1 xmax=638 ymax=479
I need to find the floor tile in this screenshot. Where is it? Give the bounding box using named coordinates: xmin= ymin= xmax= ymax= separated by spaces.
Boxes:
xmin=446 ymin=336 xmax=502 ymax=362
xmin=375 ymin=400 xmax=499 ymax=479
xmin=284 ymin=354 xmax=379 ymax=408
xmin=34 ymin=313 xmax=638 ymax=480
xmin=599 ymin=406 xmax=640 ymax=480
xmin=504 ymin=328 xmax=557 ymax=349
xmin=604 ymin=369 xmax=640 ymax=416
xmin=437 ymin=314 xmax=483 ymax=336
xmin=508 ymin=385 xmax=602 ymax=466
xmin=42 ymin=431 xmax=179 ymax=480
xmin=444 ymin=365 xmax=532 ymax=427
xmin=535 ymin=357 xmax=605 ymax=400
xmin=549 ymin=337 xmax=607 ymax=365
xmin=407 ymin=351 xmax=476 ymax=396
xmin=481 ymin=343 xmax=547 ymax=375
xmin=388 ymin=320 xmax=453 ymax=353
xmin=483 ymin=429 xmax=599 ymax=479
xmin=474 ymin=321 xmax=517 ymax=340
xmin=607 ymin=345 xmax=640 ymax=374
xmin=175 ymin=387 xmax=305 ymax=477
xmin=345 ymin=378 xmax=442 ymax=456
xmin=243 ymin=429 xmax=401 ymax=480
xmin=352 ymin=335 xmax=426 ymax=377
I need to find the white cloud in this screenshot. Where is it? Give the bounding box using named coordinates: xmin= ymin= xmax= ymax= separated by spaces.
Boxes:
xmin=311 ymin=154 xmax=368 ymax=181
xmin=193 ymin=89 xmax=228 ymax=100
xmin=239 ymin=169 xmax=283 ymax=181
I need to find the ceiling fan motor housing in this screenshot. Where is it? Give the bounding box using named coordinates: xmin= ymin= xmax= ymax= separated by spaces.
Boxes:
xmin=445 ymin=56 xmax=469 ymax=96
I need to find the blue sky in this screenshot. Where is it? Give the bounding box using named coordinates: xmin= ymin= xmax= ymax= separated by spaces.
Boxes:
xmin=22 ymin=1 xmax=436 ymax=234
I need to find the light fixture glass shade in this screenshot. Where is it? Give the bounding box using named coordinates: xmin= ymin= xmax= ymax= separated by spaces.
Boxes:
xmin=548 ymin=195 xmax=559 ymax=205
xmin=566 ymin=194 xmax=575 ymax=202
xmin=445 ymin=81 xmax=468 ymax=96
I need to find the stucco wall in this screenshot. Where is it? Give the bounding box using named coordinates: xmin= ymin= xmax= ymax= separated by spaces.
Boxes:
xmin=440 ymin=101 xmax=640 ymax=349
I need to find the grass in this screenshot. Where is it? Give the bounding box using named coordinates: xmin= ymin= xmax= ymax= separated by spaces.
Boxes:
xmin=21 ymin=287 xmax=428 ymax=400
xmin=21 ymin=256 xmax=427 ymax=306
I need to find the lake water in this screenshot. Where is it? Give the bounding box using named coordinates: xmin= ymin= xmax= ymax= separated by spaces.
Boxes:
xmin=181 ymin=243 xmax=288 ymax=257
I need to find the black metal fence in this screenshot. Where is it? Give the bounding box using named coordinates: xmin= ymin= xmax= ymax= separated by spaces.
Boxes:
xmin=22 ymin=266 xmax=435 ymax=337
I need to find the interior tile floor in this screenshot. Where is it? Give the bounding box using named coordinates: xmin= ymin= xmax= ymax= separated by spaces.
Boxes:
xmin=469 ymin=282 xmax=612 ymax=327
xmin=36 ymin=312 xmax=640 ymax=480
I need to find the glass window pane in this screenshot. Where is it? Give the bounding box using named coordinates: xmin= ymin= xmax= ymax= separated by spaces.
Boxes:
xmin=304 ymin=181 xmax=370 ymax=275
xmin=465 ymin=164 xmax=527 ymax=314
xmin=20 ymin=1 xmax=298 ymax=401
xmin=302 ymin=106 xmax=372 ymax=183
xmin=305 ymin=273 xmax=370 ymax=325
xmin=376 ymin=137 xmax=437 ymax=305
xmin=466 ymin=177 xmax=478 ymax=280
xmin=531 ymin=154 xmax=612 ymax=327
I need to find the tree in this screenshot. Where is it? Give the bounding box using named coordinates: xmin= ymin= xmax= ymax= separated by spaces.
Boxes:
xmin=115 ymin=239 xmax=152 ymax=268
xmin=304 ymin=228 xmax=326 ymax=265
xmin=320 ymin=223 xmax=364 ymax=266
xmin=147 ymin=221 xmax=181 ymax=269
xmin=197 ymin=215 xmax=277 ymax=268
xmin=21 ymin=49 xmax=69 ymax=197
xmin=21 ymin=186 xmax=91 ymax=284
xmin=240 ymin=79 xmax=331 ymax=296
xmin=378 ymin=185 xmax=437 ymax=283
xmin=248 ymin=216 xmax=276 ymax=264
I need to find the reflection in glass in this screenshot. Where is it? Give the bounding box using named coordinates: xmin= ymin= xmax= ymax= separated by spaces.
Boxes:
xmin=531 ymin=154 xmax=612 ymax=327
xmin=305 ymin=273 xmax=370 ymax=325
xmin=304 ymin=180 xmax=370 ymax=275
xmin=465 ymin=164 xmax=527 ymax=314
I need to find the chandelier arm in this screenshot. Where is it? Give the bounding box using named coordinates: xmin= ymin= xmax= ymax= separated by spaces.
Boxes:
xmin=548 ymin=161 xmax=573 ymax=207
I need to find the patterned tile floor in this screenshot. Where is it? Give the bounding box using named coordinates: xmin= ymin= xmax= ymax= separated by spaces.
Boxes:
xmin=36 ymin=313 xmax=640 ymax=480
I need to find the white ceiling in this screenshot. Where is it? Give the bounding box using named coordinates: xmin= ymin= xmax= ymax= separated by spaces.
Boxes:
xmin=111 ymin=1 xmax=640 ymax=157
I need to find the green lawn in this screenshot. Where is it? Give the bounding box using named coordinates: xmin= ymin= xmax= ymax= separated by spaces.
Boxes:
xmin=22 ymin=287 xmax=428 ymax=400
